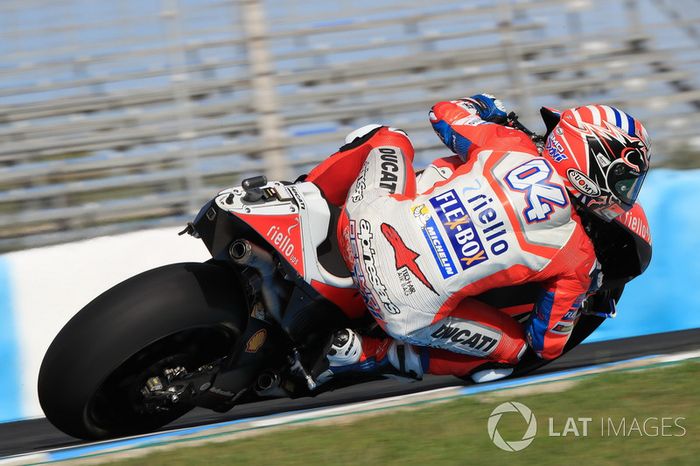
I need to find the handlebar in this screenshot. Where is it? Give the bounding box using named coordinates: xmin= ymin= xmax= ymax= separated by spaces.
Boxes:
xmin=505 ymin=111 xmax=546 ymax=151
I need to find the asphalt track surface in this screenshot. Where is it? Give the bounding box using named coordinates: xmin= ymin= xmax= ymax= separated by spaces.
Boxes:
xmin=1 ymin=328 xmax=699 ymax=458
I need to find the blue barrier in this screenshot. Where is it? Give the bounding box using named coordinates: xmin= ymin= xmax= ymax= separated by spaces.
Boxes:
xmin=0 ymin=169 xmax=698 ymax=422
xmin=587 ymin=169 xmax=700 ymax=342
xmin=0 ymin=258 xmax=21 ymax=421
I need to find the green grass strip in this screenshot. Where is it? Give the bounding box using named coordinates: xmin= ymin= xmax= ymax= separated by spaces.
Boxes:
xmin=34 ymin=358 xmax=700 ymax=465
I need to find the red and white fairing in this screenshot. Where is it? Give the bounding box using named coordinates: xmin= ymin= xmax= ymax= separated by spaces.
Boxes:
xmin=214 ymin=181 xmax=365 ymax=318
xmin=616 ymin=203 xmax=651 ymax=245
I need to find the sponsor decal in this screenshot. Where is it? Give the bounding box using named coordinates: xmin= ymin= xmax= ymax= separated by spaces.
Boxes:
xmin=266 ymin=223 xmax=300 ymax=266
xmin=567 ymin=168 xmax=601 ymax=197
xmin=286 ymin=185 xmax=306 ymax=210
xmin=545 ymin=135 xmax=568 ymax=162
xmin=430 ymin=322 xmax=501 ymax=355
xmin=350 ymin=163 xmax=369 ymax=203
xmin=397 ymin=267 xmax=416 ymax=295
xmin=380 ymin=223 xmax=438 ymax=295
xmin=349 ymin=220 xmax=401 ymax=322
xmin=551 ymin=321 xmax=574 ymax=335
xmin=341 ymin=223 xmax=353 ymax=261
xmin=429 ymin=190 xmax=493 ymax=270
xmin=377 ymin=147 xmax=402 ymax=193
xmin=209 ymin=387 xmax=236 ymax=397
xmin=412 ymin=204 xmax=457 ymax=278
xmin=238 ymin=212 xmax=304 ymax=275
xmin=619 ymin=209 xmax=651 ymax=243
xmin=464 ymin=192 xmax=510 ymax=256
xmin=245 ymin=329 xmax=267 ymax=353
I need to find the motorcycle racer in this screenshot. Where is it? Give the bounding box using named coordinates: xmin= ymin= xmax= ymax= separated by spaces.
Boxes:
xmin=308 ymin=94 xmax=651 ymax=383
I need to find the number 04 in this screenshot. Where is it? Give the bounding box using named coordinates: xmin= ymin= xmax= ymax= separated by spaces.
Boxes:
xmin=505 ymin=159 xmax=568 ymax=223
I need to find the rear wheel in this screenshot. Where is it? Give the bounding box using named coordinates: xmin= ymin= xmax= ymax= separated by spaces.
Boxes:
xmin=38 ymin=262 xmax=247 ymax=439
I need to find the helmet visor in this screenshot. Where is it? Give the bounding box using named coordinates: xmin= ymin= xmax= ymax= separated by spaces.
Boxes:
xmin=606 ymin=159 xmax=647 ymax=208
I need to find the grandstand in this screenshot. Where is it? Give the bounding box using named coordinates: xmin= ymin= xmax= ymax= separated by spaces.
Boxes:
xmin=1 ymin=0 xmax=699 ymax=251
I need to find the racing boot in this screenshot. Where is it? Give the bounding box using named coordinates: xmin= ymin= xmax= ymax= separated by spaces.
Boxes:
xmin=315 ymin=329 xmax=520 ymax=385
xmin=315 ymin=329 xmax=426 ymax=384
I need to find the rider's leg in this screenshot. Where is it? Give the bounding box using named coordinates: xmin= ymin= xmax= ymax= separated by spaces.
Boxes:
xmin=320 ymin=329 xmax=525 ymax=384
xmin=416 ymin=298 xmax=528 ymax=381
xmin=319 ymin=328 xmax=523 ymax=383
xmin=321 ymin=298 xmax=527 ymax=383
xmin=306 ymin=125 xmax=415 ymax=207
xmin=407 ymin=298 xmax=528 ymax=365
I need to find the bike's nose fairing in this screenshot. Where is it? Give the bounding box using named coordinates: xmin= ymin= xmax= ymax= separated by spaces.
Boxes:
xmin=614 ymin=202 xmax=652 ymax=275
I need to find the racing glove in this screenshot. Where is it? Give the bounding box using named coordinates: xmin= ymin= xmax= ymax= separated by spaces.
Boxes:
xmin=462 ymin=93 xmax=508 ymax=124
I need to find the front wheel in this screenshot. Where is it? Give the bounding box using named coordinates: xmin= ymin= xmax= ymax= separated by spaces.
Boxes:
xmin=38 ymin=262 xmax=247 ymax=439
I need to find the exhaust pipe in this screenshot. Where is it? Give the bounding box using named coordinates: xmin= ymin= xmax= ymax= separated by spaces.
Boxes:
xmin=256 ymin=371 xmax=279 ymax=391
xmin=228 ymin=239 xmax=250 ymax=261
xmin=254 ymin=371 xmax=286 ymax=397
xmin=229 ymin=239 xmax=275 ymax=274
xmin=229 ymin=239 xmax=283 ymax=323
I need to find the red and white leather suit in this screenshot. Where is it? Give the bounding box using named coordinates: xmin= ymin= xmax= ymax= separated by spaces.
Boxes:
xmin=306 ymin=101 xmax=598 ymax=378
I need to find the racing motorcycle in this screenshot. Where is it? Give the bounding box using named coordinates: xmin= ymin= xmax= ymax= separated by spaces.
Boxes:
xmin=38 ymin=116 xmax=652 ymax=440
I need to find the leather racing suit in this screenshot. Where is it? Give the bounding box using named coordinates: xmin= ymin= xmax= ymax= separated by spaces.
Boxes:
xmin=306 ymin=99 xmax=598 ymax=378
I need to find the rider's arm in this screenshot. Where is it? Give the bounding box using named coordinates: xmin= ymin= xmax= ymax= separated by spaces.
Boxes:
xmin=526 ymin=237 xmax=597 ymax=360
xmin=430 ymin=96 xmax=537 ymax=161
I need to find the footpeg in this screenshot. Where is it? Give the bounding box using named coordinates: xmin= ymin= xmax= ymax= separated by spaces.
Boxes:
xmin=289 ymin=348 xmax=317 ymax=391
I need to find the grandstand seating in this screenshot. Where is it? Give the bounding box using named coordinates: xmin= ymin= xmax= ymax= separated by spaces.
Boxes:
xmin=1 ymin=0 xmax=699 ymax=251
